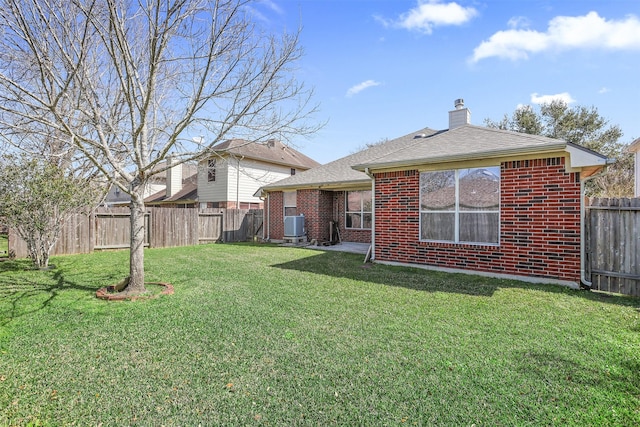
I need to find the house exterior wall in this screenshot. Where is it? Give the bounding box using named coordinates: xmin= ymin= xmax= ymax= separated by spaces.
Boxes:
xmin=266 ymin=191 xmax=285 ymax=240
xmin=231 ymin=158 xmax=293 ymax=205
xmin=198 ymin=159 xmax=229 ymax=203
xmin=297 ymin=189 xmax=334 ymax=242
xmin=335 ymin=191 xmax=373 ymax=244
xmin=199 ymin=157 xmax=294 ymax=207
xmin=266 ymin=189 xmax=373 ymax=244
xmin=374 ymin=156 xmax=583 ymax=284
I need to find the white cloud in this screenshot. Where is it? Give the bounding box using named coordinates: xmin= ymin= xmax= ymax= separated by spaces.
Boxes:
xmin=530 ymin=92 xmax=576 ymax=105
xmin=259 ymin=0 xmax=284 ymax=16
xmin=471 ymin=11 xmax=640 ymax=62
xmin=380 ymin=0 xmax=478 ymax=34
xmin=245 ymin=1 xmax=284 ymax=24
xmin=598 ymin=87 xmax=610 ymax=94
xmin=346 ymin=80 xmax=381 ymax=97
xmin=507 ymin=16 xmax=531 ymax=30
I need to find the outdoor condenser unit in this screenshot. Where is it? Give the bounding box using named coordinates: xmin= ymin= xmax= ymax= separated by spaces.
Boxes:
xmin=284 ymin=215 xmax=305 ymax=237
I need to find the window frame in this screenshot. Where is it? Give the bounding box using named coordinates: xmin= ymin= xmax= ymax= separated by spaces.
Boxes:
xmin=207 ymin=159 xmax=216 ymax=182
xmin=283 ymin=191 xmax=297 ymax=217
xmin=419 ymin=167 xmax=500 ymax=245
xmin=345 ymin=190 xmax=372 ymax=230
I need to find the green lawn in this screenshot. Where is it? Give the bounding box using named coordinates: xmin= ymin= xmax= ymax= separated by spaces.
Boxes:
xmin=1 ymin=244 xmax=639 ymax=426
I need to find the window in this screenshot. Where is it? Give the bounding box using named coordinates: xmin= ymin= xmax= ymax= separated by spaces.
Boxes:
xmin=345 ymin=190 xmax=372 ymax=229
xmin=290 ymin=168 xmax=296 ymax=175
xmin=207 ymin=159 xmax=216 ymax=182
xmin=283 ymin=191 xmax=297 ymax=216
xmin=420 ymin=167 xmax=500 ymax=244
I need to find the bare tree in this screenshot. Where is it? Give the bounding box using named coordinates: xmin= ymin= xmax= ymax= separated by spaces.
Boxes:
xmin=0 ymin=0 xmax=319 ymax=295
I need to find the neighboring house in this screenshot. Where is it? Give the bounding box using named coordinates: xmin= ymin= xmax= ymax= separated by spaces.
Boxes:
xmin=196 ymin=139 xmax=320 ymax=209
xmin=143 ymin=139 xmax=320 ymax=208
xmin=145 ymin=158 xmax=199 ymax=208
xmin=257 ymin=100 xmax=610 ymax=288
xmin=104 ymin=180 xmax=166 ymax=206
xmin=629 ymin=137 xmax=640 ymax=197
xmin=104 ymin=160 xmax=197 ymax=207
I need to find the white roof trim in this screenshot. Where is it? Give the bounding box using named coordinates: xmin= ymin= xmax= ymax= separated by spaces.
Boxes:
xmin=565 ymin=144 xmax=610 ymax=169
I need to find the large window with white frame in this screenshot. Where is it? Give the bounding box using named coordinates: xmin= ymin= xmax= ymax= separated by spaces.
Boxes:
xmin=345 ymin=190 xmax=372 ymax=229
xmin=283 ymin=191 xmax=297 ymax=217
xmin=420 ymin=167 xmax=500 ymax=244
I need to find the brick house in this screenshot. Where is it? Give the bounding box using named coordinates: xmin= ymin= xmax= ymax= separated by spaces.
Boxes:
xmin=257 ymin=100 xmax=609 ymax=287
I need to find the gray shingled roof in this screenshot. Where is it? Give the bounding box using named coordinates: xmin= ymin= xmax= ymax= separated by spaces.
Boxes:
xmin=258 ymin=127 xmax=441 ymax=192
xmin=258 ymin=123 xmax=608 ymax=195
xmin=211 ymin=139 xmax=320 ymax=170
xmin=145 ymin=174 xmax=198 ymax=204
xmin=353 ymin=125 xmax=571 ymax=171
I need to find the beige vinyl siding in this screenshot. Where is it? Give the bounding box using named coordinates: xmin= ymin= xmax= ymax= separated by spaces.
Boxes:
xmin=229 ymin=158 xmax=292 ymax=204
xmin=197 ymin=159 xmax=229 ymax=203
xmin=198 ymin=157 xmax=294 ymax=204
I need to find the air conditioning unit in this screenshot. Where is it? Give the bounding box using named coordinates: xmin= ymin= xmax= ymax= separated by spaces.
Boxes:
xmin=284 ymin=215 xmax=305 ymax=237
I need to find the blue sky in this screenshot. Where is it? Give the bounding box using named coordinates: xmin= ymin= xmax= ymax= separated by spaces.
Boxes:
xmin=252 ymin=0 xmax=640 ymax=164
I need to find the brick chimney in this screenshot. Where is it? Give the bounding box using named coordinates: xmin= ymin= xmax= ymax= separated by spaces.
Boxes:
xmin=448 ymin=98 xmax=471 ymax=130
xmin=166 ymin=156 xmax=182 ymax=198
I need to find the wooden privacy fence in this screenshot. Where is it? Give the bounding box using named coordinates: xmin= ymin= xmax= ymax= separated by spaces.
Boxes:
xmin=8 ymin=207 xmax=263 ymax=258
xmin=586 ymin=198 xmax=640 ymax=297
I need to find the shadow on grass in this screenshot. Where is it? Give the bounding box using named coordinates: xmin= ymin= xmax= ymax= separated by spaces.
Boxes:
xmin=270 ymin=247 xmax=640 ymax=308
xmin=0 ymin=259 xmax=98 ymax=325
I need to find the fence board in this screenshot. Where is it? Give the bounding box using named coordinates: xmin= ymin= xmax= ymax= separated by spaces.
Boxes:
xmin=9 ymin=206 xmax=261 ymax=258
xmin=198 ymin=211 xmax=223 ymax=243
xmin=149 ymin=207 xmax=198 ymax=248
xmin=587 ymin=197 xmax=640 ymax=296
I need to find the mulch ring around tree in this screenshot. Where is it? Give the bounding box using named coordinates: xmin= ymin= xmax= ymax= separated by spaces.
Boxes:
xmin=96 ymin=282 xmax=174 ymax=301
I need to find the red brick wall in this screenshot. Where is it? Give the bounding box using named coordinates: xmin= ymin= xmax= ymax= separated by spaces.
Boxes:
xmin=267 ymin=191 xmax=284 ymax=239
xmin=374 ymin=157 xmax=582 ymax=284
xmin=266 ymin=189 xmax=373 ymax=243
xmin=297 ymin=189 xmax=334 ymax=242
xmin=335 ymin=191 xmax=373 ymax=244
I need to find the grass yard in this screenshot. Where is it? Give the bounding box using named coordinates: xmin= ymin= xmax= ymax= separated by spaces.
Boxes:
xmin=0 ymin=243 xmax=639 ymax=426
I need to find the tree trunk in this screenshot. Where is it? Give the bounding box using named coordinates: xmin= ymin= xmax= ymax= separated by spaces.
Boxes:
xmin=126 ymin=193 xmax=147 ymax=295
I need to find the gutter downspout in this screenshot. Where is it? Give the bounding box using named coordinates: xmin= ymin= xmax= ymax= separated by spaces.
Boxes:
xmin=580 ymin=169 xmax=608 ymax=289
xmin=364 ymin=167 xmax=375 ymax=261
xmin=266 ymin=191 xmax=270 ymax=241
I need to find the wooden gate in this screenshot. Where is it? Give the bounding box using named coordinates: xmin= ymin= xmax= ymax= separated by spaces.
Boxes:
xmin=586 ymin=198 xmax=640 ymax=296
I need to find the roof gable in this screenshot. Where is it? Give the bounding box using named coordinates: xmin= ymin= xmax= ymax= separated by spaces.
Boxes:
xmin=211 ymin=139 xmax=320 ymax=170
xmin=353 ymin=125 xmax=576 ymax=171
xmin=259 ymin=127 xmax=441 ymax=191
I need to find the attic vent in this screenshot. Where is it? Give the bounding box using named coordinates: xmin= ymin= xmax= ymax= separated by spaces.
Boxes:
xmin=267 ymin=139 xmax=276 ymax=148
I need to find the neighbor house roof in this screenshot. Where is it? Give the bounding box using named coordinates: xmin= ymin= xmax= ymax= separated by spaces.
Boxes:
xmin=145 ymin=174 xmax=198 ymax=205
xmin=352 ymin=124 xmax=609 ymax=173
xmin=256 ymin=127 xmax=442 ymax=194
xmin=211 ymin=139 xmax=320 ymax=170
